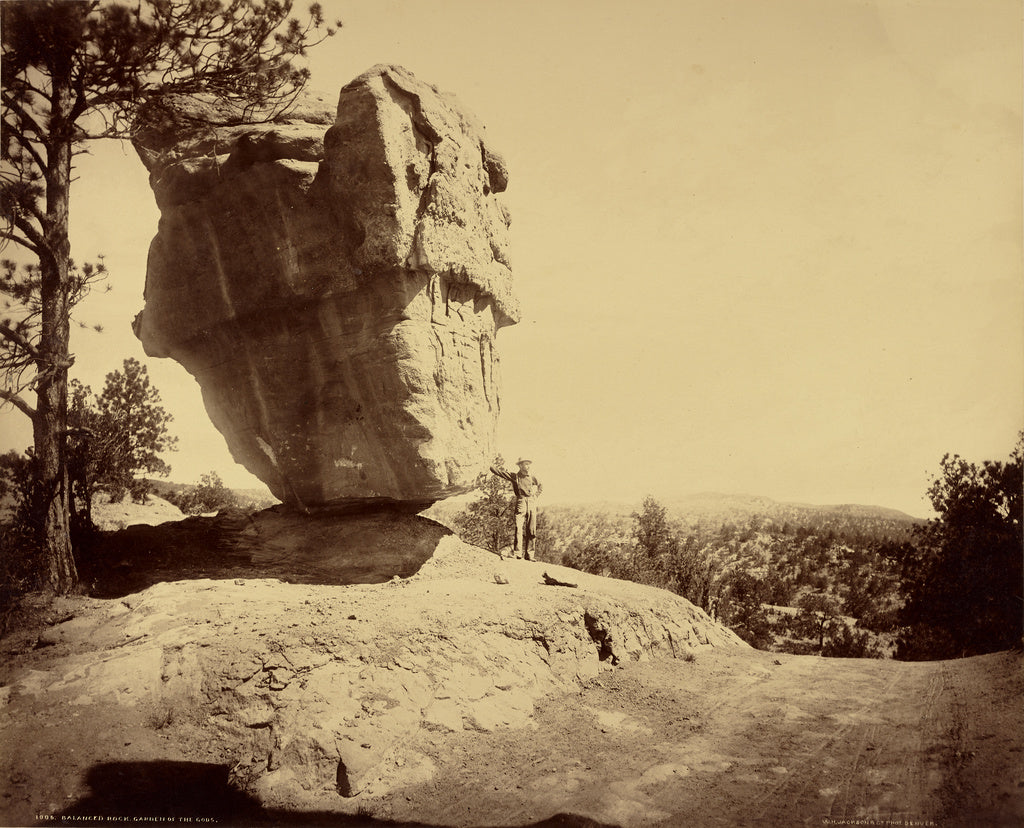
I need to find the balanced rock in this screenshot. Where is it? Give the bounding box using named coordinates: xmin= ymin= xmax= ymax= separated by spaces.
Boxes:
xmin=132 ymin=65 xmax=517 ymax=507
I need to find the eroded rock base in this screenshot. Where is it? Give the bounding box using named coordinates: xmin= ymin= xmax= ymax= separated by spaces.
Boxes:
xmin=3 ymin=536 xmax=742 ymax=816
xmin=78 ymin=506 xmax=451 ymax=598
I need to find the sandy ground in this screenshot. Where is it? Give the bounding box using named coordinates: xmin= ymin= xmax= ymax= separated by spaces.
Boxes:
xmin=362 ymin=648 xmax=1024 ymax=827
xmin=0 ymin=507 xmax=1021 ymax=827
xmin=88 ymin=494 xmax=187 ymax=532
xmin=2 ymin=630 xmax=1020 ymax=827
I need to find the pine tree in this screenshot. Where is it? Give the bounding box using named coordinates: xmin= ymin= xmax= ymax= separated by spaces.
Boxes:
xmin=0 ymin=1 xmax=337 ymax=592
xmin=632 ymin=496 xmax=676 ymax=559
xmin=452 ymin=456 xmax=515 ymax=554
xmin=80 ymin=358 xmax=177 ymax=503
xmin=896 ymin=433 xmax=1023 ymax=659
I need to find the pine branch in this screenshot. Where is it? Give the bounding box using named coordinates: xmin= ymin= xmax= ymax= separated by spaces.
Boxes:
xmin=7 ymin=215 xmax=48 ymax=261
xmin=1 ymin=90 xmax=50 ymax=150
xmin=0 ymin=387 xmax=36 ymax=420
xmin=1 ymin=179 xmax=49 ymax=232
xmin=1 ymin=73 xmax=50 ymax=105
xmin=1 ymin=117 xmax=49 ymax=174
xmin=0 ymin=322 xmax=42 ymax=360
xmin=0 ymin=229 xmax=41 ymax=257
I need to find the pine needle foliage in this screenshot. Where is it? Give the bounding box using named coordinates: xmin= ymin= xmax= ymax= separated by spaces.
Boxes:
xmin=0 ymin=0 xmax=338 ymax=592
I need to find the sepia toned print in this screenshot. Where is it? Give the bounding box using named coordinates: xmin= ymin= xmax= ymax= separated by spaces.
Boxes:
xmin=1 ymin=1 xmax=1020 ymax=826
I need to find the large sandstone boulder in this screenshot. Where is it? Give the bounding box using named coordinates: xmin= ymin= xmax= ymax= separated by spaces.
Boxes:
xmin=132 ymin=65 xmax=517 ymax=508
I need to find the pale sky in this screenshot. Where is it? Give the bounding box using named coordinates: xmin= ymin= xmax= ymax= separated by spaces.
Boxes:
xmin=2 ymin=0 xmax=1021 ymax=517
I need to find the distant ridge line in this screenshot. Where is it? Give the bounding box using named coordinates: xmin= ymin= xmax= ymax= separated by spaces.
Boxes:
xmin=677 ymin=492 xmax=920 ymax=519
xmin=544 ymin=491 xmax=926 ymax=523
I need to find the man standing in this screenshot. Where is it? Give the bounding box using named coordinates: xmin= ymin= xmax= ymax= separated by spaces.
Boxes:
xmin=490 ymin=459 xmax=543 ymax=559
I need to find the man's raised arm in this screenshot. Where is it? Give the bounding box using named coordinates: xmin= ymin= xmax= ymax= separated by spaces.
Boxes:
xmin=490 ymin=466 xmax=514 ymax=483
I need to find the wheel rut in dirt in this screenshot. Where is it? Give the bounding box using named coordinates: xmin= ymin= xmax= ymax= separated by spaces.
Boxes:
xmin=377 ymin=649 xmax=1024 ymax=827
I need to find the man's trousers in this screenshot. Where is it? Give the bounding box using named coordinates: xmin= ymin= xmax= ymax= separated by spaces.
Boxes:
xmin=513 ymin=497 xmax=537 ymax=556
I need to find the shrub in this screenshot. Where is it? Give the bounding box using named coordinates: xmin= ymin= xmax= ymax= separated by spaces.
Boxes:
xmin=166 ymin=472 xmax=239 ymax=515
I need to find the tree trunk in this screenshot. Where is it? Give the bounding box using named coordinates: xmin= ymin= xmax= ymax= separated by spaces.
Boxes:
xmin=33 ymin=397 xmax=75 ymax=592
xmin=33 ymin=62 xmax=77 ymax=594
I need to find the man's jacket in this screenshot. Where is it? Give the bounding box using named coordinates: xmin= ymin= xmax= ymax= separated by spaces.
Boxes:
xmin=490 ymin=467 xmax=542 ymax=500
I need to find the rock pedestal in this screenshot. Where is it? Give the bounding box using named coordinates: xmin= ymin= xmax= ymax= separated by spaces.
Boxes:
xmin=132 ymin=65 xmax=517 ymax=507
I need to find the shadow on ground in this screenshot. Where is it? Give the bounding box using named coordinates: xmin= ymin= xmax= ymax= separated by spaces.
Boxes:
xmin=77 ymin=506 xmax=453 ymax=599
xmin=50 ymin=761 xmax=618 ymax=828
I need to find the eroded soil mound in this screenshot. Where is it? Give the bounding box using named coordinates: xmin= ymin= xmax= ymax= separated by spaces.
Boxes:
xmin=89 ymin=493 xmax=187 ymax=532
xmin=1 ymin=512 xmax=1021 ymax=827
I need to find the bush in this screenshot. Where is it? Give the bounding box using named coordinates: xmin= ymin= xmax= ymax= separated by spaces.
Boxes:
xmin=896 ymin=435 xmax=1023 ymax=659
xmin=0 ymin=520 xmax=46 ymax=625
xmin=450 ymin=456 xmax=514 ymax=554
xmin=822 ymin=620 xmax=883 ymax=658
xmin=68 ymin=360 xmax=178 ymax=507
xmin=0 ymin=451 xmax=45 ymax=622
xmin=166 ymin=472 xmax=239 ymax=515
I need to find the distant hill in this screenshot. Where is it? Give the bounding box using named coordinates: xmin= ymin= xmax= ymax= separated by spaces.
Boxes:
xmin=432 ymin=491 xmax=926 ymax=545
xmin=660 ymin=492 xmax=923 ymax=527
xmin=678 ymin=493 xmax=922 ymax=545
xmin=231 ymin=487 xmax=282 ymax=507
xmin=89 ymin=491 xmax=185 ymax=531
xmin=145 ymin=478 xmax=279 ymax=511
xmin=1 ymin=480 xmax=280 ymax=526
xmin=539 ymin=492 xmax=923 ymax=522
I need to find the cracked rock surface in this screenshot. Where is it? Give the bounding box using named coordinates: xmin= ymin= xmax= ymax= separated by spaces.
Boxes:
xmin=1 ymin=530 xmax=743 ymax=818
xmin=2 ymin=524 xmax=1021 ymax=827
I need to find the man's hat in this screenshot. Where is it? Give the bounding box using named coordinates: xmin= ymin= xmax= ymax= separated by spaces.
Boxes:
xmin=517 ymin=458 xmax=532 ymax=465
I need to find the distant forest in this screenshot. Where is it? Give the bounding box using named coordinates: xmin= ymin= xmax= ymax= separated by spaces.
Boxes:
xmin=531 ymin=496 xmax=918 ymax=659
xmin=439 ymin=437 xmax=1022 ymax=664
xmin=427 ymin=491 xmax=918 ymax=659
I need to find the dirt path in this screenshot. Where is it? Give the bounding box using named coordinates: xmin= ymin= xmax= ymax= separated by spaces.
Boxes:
xmin=376 ymin=648 xmax=1023 ymax=827
xmin=2 ymin=643 xmax=1020 ymax=827
xmin=1 ymin=526 xmax=1020 ymax=828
